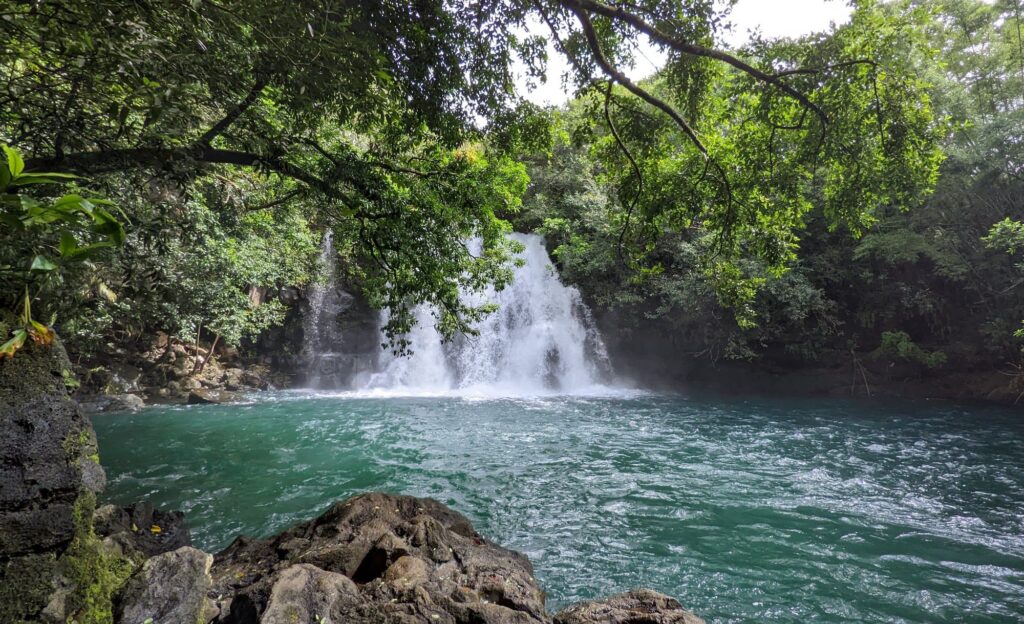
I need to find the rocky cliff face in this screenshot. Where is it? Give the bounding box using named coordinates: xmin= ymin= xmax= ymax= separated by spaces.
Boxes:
xmin=0 ymin=340 xmax=111 ymax=620
xmin=0 ymin=340 xmax=106 ymax=556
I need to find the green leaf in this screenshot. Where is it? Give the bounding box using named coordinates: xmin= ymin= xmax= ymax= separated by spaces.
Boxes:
xmin=59 ymin=231 xmax=78 ymax=256
xmin=2 ymin=145 xmax=24 ymax=178
xmin=29 ymin=255 xmax=58 ymax=272
xmin=65 ymin=241 xmax=115 ymax=260
xmin=25 ymin=206 xmax=67 ymax=225
xmin=54 ymin=194 xmax=91 ymax=215
xmin=8 ymin=173 xmax=79 ymax=187
xmin=0 ymin=329 xmax=27 ymax=360
xmin=90 ymin=207 xmax=126 ymax=244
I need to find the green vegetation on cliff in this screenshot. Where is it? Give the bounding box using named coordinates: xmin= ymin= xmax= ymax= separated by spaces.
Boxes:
xmin=518 ymin=0 xmax=1024 ymax=391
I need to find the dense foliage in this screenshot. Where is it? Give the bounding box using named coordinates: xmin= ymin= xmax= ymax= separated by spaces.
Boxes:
xmin=2 ymin=0 xmax=1015 ymax=396
xmin=524 ymin=0 xmax=1024 ymax=387
xmin=0 ymin=145 xmax=124 ymax=358
xmin=1 ymin=0 xmax=540 ymax=351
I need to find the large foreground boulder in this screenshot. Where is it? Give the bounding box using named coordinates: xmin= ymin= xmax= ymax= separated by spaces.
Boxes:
xmin=0 ymin=340 xmax=117 ymax=623
xmin=116 ymin=546 xmax=213 ymax=624
xmin=113 ymin=492 xmax=702 ymax=624
xmin=0 ymin=340 xmax=105 ymax=557
xmin=207 ymin=492 xmax=549 ymax=624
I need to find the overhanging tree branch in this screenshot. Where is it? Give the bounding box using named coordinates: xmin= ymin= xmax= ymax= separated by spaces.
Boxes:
xmin=198 ymin=78 xmax=269 ymax=146
xmin=559 ymin=0 xmax=829 ymax=128
xmin=568 ymin=4 xmax=707 ymax=155
xmin=24 ymin=145 xmax=336 ymax=197
xmin=773 ymin=59 xmax=878 ymax=78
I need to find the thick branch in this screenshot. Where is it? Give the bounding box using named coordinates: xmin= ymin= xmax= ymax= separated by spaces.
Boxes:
xmin=560 ymin=0 xmax=829 ymax=127
xmin=773 ymin=59 xmax=878 ymax=78
xmin=198 ymin=78 xmax=268 ymax=146
xmin=24 ymin=145 xmax=335 ymax=197
xmin=569 ymin=6 xmax=707 ymax=154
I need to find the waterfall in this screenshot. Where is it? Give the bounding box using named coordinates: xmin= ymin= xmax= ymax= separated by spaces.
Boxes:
xmin=359 ymin=233 xmax=614 ymax=396
xmin=301 ymin=232 xmax=378 ymax=388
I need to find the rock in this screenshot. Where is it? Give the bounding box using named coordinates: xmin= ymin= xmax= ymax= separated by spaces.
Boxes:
xmin=187 ymin=388 xmax=239 ymax=405
xmin=384 ymin=555 xmax=431 ymax=592
xmin=77 ymin=393 xmax=145 ymax=414
xmin=183 ymin=377 xmax=202 ymax=391
xmin=172 ymin=357 xmax=192 ymax=379
xmin=166 ymin=380 xmax=183 ymax=396
xmin=109 ymin=393 xmax=146 ymax=412
xmin=76 ymin=395 xmax=116 ymax=414
xmin=210 ymin=493 xmax=549 ymax=624
xmin=106 ymin=363 xmax=144 ymax=394
xmin=223 ymin=367 xmax=245 ymax=391
xmin=554 ymin=590 xmax=705 ymax=624
xmin=88 ymin=493 xmax=705 ymax=624
xmin=94 ymin=502 xmax=192 ymax=558
xmin=260 ymin=564 xmax=360 ymax=624
xmin=0 ymin=339 xmax=107 ymax=620
xmin=0 ymin=340 xmax=104 ymax=556
xmin=116 ymin=546 xmax=213 ymax=624
xmin=241 ymin=369 xmax=269 ymax=390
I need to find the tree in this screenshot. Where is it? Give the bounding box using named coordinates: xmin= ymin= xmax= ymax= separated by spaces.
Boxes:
xmin=1 ymin=0 xmax=942 ymax=341
xmin=521 ymin=0 xmax=1024 ymax=381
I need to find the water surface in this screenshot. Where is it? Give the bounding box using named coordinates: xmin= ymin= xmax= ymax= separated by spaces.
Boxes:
xmin=93 ymin=394 xmax=1024 ymax=623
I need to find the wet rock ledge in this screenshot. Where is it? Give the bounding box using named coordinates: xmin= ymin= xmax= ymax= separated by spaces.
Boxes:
xmin=120 ymin=492 xmax=705 ymax=624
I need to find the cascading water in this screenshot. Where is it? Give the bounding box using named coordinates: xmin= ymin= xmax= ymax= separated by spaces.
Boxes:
xmin=360 ymin=233 xmax=613 ymax=395
xmin=302 ymin=232 xmax=343 ymax=388
xmin=301 ymin=232 xmax=379 ymax=388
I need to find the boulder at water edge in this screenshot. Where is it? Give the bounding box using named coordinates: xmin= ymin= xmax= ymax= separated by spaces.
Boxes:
xmin=207 ymin=492 xmax=549 ymax=624
xmin=554 ymin=590 xmax=706 ymax=624
xmin=188 ymin=388 xmax=241 ymax=405
xmin=123 ymin=492 xmax=702 ymax=624
xmin=116 ymin=546 xmax=214 ymax=624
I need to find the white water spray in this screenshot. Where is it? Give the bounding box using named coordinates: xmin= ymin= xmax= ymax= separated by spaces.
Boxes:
xmin=360 ymin=233 xmax=613 ymax=396
xmin=302 ymin=232 xmax=379 ymax=388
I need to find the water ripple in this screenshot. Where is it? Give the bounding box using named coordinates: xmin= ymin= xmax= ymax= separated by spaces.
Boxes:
xmin=93 ymin=395 xmax=1024 ymax=623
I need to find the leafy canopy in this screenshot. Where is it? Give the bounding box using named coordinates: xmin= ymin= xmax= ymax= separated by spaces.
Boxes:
xmin=1 ymin=0 xmax=942 ymax=341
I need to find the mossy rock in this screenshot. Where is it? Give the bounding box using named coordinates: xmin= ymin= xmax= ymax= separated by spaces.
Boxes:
xmin=0 ymin=552 xmax=62 ymax=623
xmin=0 ymin=338 xmax=105 ymax=556
xmin=61 ymin=492 xmax=143 ymax=624
xmin=0 ymin=338 xmax=75 ymax=403
xmin=0 ymin=338 xmax=129 ymax=623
